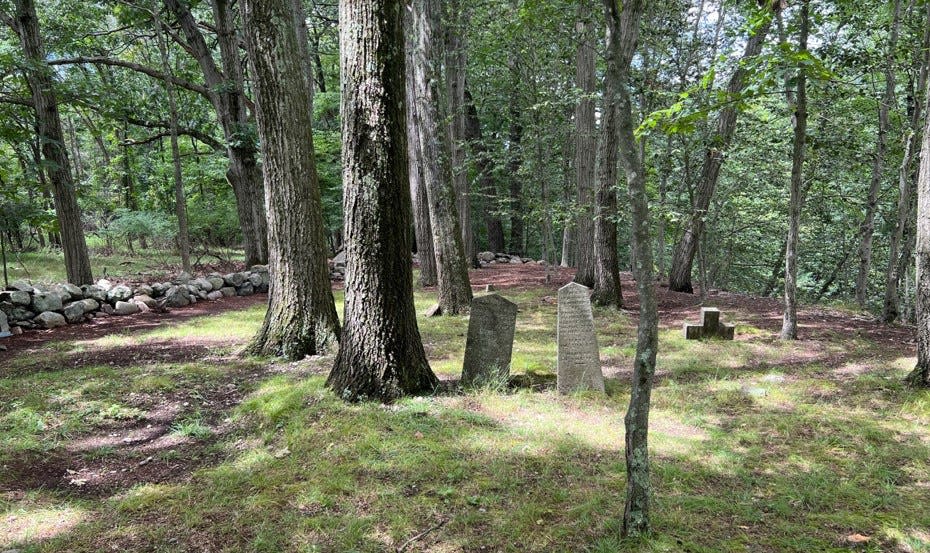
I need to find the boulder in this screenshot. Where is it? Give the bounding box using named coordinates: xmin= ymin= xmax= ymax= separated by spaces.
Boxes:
xmin=223 ymin=272 xmax=245 ymax=288
xmin=248 ymin=272 xmax=262 ymax=287
xmin=63 ymin=302 xmax=86 ymax=323
xmin=134 ymin=284 xmax=153 ymax=297
xmin=207 ymin=276 xmax=225 ymax=291
xmin=114 ymin=301 xmax=140 ymax=316
xmin=60 ymin=283 xmax=83 ymax=300
xmin=219 ymin=287 xmax=236 ymax=297
xmin=175 ymin=271 xmax=193 ymax=284
xmin=95 ymin=279 xmax=113 ymax=291
xmin=99 ymin=303 xmax=115 ymax=315
xmin=0 ymin=309 xmax=9 ymax=335
xmin=35 ymin=311 xmax=66 ymax=329
xmin=151 ymin=282 xmax=168 ymax=297
xmin=509 ymin=257 xmax=523 ymax=264
xmin=250 ymin=265 xmax=269 ymax=273
xmin=8 ymin=280 xmax=34 ymax=293
xmin=1 ymin=290 xmax=31 ymax=306
xmin=82 ymin=285 xmax=108 ymax=303
xmin=132 ymin=295 xmax=157 ymax=309
xmin=8 ymin=306 xmax=34 ymax=322
xmin=163 ymin=286 xmax=190 ymax=308
xmin=192 ymin=278 xmax=214 ymax=292
xmin=107 ymin=285 xmax=133 ymax=303
xmin=237 ymin=282 xmax=254 ymax=296
xmin=32 ymin=293 xmax=63 ymax=313
xmin=134 ymin=301 xmax=151 ymax=313
xmin=206 ymin=290 xmax=223 ymax=301
xmin=478 ymin=251 xmax=496 ymax=263
xmin=78 ymin=299 xmax=100 ymax=313
xmin=50 ymin=286 xmax=71 ymax=303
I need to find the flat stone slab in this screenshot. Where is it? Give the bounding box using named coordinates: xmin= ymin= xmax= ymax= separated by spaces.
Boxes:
xmin=556 ymin=282 xmax=604 ymax=394
xmin=684 ymin=307 xmax=735 ymax=340
xmin=461 ymin=294 xmax=518 ymax=387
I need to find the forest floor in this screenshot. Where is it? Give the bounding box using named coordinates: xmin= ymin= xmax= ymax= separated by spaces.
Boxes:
xmin=0 ymin=263 xmax=924 ymax=552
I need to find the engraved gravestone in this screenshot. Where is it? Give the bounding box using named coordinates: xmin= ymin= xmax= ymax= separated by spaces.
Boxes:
xmin=683 ymin=307 xmax=735 ymax=340
xmin=461 ymin=294 xmax=519 ymax=387
xmin=557 ymin=282 xmax=604 ymax=394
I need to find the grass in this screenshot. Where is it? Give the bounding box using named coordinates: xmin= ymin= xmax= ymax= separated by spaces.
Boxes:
xmin=1 ymin=284 xmax=929 ymax=552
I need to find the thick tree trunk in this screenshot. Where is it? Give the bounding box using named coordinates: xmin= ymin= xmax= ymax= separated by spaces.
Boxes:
xmin=507 ymin=101 xmax=524 ymax=256
xmin=405 ymin=11 xmax=437 ymax=287
xmin=240 ymin=0 xmax=340 ymax=359
xmin=855 ymin=0 xmax=900 ymax=308
xmin=409 ymin=0 xmax=473 ymax=315
xmin=153 ymin=11 xmax=191 ymax=273
xmin=165 ymin=0 xmax=268 ymax=266
xmin=464 ymin=89 xmax=505 ymax=254
xmin=906 ymin=51 xmax=930 ymax=385
xmin=667 ymin=11 xmax=775 ymax=293
xmin=328 ymin=0 xmax=438 ymax=401
xmin=12 ymin=0 xmax=93 ymax=285
xmin=606 ymin=0 xmax=653 ymax=537
xmin=781 ymin=0 xmax=810 ymax=341
xmin=573 ymin=0 xmax=597 ymax=286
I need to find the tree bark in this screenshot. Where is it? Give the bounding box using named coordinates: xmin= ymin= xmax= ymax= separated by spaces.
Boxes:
xmin=240 ymin=0 xmax=340 ymax=359
xmin=573 ymin=0 xmax=597 ymax=286
xmin=606 ymin=0 xmax=653 ymax=537
xmin=464 ymin=89 xmax=505 ymax=254
xmin=507 ymin=101 xmax=524 ymax=256
xmin=11 ymin=0 xmax=93 ymax=285
xmin=667 ymin=10 xmax=775 ymax=293
xmin=781 ymin=0 xmax=810 ymax=341
xmin=855 ymin=0 xmax=900 ymax=308
xmin=409 ymin=0 xmax=473 ymax=315
xmin=164 ymin=0 xmax=268 ymax=266
xmin=328 ymin=0 xmax=438 ymax=401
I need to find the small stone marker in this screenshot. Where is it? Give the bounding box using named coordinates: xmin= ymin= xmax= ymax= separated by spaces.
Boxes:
xmin=0 ymin=309 xmax=10 ymax=338
xmin=461 ymin=294 xmax=518 ymax=387
xmin=683 ymin=307 xmax=735 ymax=340
xmin=557 ymin=282 xmax=604 ymax=394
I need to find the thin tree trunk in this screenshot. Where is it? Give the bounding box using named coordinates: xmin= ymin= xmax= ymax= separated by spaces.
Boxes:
xmin=855 ymin=0 xmax=901 ymax=308
xmin=507 ymin=99 xmax=524 ymax=256
xmin=328 ymin=0 xmax=438 ymax=401
xmin=781 ymin=0 xmax=810 ymax=341
xmin=153 ymin=11 xmax=191 ymax=273
xmin=464 ymin=89 xmax=505 ymax=253
xmin=573 ymin=0 xmax=597 ymax=285
xmin=11 ymin=0 xmax=93 ymax=285
xmin=241 ymin=0 xmax=340 ymax=359
xmin=409 ymin=0 xmax=473 ymax=315
xmin=668 ymin=10 xmax=776 ymax=293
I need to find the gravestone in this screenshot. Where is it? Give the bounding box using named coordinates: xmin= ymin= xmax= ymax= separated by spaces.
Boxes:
xmin=0 ymin=309 xmax=10 ymax=338
xmin=461 ymin=294 xmax=519 ymax=387
xmin=683 ymin=307 xmax=735 ymax=340
xmin=557 ymin=282 xmax=604 ymax=394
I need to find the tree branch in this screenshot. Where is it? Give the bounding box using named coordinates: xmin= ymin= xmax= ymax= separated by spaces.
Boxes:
xmin=48 ymin=56 xmax=212 ymax=99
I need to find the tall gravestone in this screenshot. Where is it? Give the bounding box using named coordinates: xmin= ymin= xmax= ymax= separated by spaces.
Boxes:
xmin=557 ymin=282 xmax=604 ymax=394
xmin=461 ymin=294 xmax=519 ymax=387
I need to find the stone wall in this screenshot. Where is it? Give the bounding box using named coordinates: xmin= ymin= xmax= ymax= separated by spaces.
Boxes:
xmin=0 ymin=266 xmax=269 ymax=333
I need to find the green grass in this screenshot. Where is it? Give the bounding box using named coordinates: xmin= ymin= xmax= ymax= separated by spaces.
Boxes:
xmin=1 ymin=285 xmax=929 ymax=552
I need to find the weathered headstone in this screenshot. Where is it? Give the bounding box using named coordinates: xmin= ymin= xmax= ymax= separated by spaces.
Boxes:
xmin=557 ymin=282 xmax=604 ymax=394
xmin=0 ymin=309 xmax=10 ymax=338
xmin=683 ymin=307 xmax=735 ymax=340
xmin=461 ymin=294 xmax=518 ymax=387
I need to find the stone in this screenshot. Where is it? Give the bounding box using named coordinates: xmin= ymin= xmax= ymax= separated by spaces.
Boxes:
xmin=100 ymin=303 xmax=114 ymax=315
xmin=484 ymin=284 xmax=496 ymax=292
xmin=63 ymin=302 xmax=86 ymax=323
xmin=163 ymin=286 xmax=190 ymax=308
xmin=151 ymin=282 xmax=168 ymax=297
xmin=192 ymin=278 xmax=213 ymax=292
xmin=683 ymin=307 xmax=735 ymax=340
xmin=8 ymin=280 xmax=34 ymax=293
xmin=0 ymin=309 xmax=9 ymax=336
xmin=82 ymin=285 xmax=108 ymax=303
xmin=10 ymin=325 xmax=22 ymax=335
xmin=79 ymin=299 xmax=100 ymax=313
xmin=250 ymin=265 xmax=269 ymax=273
xmin=424 ymin=304 xmax=442 ymax=317
xmin=50 ymin=286 xmax=72 ymax=303
xmin=8 ymin=306 xmax=34 ymax=322
xmin=176 ymin=271 xmax=193 ymax=284
xmin=60 ymin=283 xmax=83 ymax=300
xmin=219 ymin=286 xmax=236 ymax=297
xmin=132 ymin=295 xmax=157 ymax=309
xmin=35 ymin=311 xmax=66 ymax=329
xmin=95 ymin=279 xmax=113 ymax=291
xmin=248 ymin=272 xmax=262 ymax=287
xmin=478 ymin=251 xmax=496 ymax=263
xmin=207 ymin=276 xmax=225 ymax=291
xmin=206 ymin=290 xmax=223 ymax=301
xmin=333 ymin=250 xmax=346 ymax=266
xmin=556 ymin=282 xmax=604 ymax=394
xmin=114 ymin=301 xmax=141 ymax=315
xmin=32 ymin=293 xmax=63 ymax=313
xmin=741 ymin=385 xmax=767 ymax=398
xmin=461 ymin=294 xmax=519 ymax=387
xmin=509 ymin=256 xmax=523 ymax=264
xmin=107 ymin=285 xmax=133 ymax=303
xmin=134 ymin=284 xmax=153 ymax=297
xmin=237 ymin=282 xmax=254 ymax=296
xmin=223 ymin=272 xmax=245 ymax=288
xmin=2 ymin=290 xmax=31 ymax=306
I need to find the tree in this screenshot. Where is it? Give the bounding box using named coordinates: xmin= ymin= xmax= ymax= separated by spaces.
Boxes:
xmin=241 ymin=0 xmax=340 ymax=359
xmin=5 ymin=0 xmax=93 ymax=285
xmin=409 ymin=0 xmax=473 ymax=315
xmin=327 ymin=0 xmax=439 ymax=401
xmin=572 ymin=0 xmax=597 ymax=287
xmin=463 ymin=89 xmax=505 ymax=254
xmin=781 ymin=0 xmax=810 ymax=341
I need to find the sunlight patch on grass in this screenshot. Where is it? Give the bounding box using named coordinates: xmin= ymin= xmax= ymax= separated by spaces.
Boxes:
xmin=0 ymin=503 xmax=87 ymax=548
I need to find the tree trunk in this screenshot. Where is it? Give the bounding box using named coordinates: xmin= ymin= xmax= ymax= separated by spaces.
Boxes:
xmin=11 ymin=0 xmax=93 ymax=285
xmin=405 ymin=10 xmax=437 ymax=287
xmin=606 ymin=0 xmax=653 ymax=537
xmin=781 ymin=0 xmax=810 ymax=341
xmin=667 ymin=10 xmax=775 ymax=293
xmin=328 ymin=0 xmax=438 ymax=401
xmin=464 ymin=89 xmax=505 ymax=253
xmin=165 ymin=0 xmax=268 ymax=266
xmin=855 ymin=0 xmax=900 ymax=308
xmin=409 ymin=0 xmax=473 ymax=315
xmin=153 ymin=11 xmax=191 ymax=273
xmin=906 ymin=43 xmax=930 ymax=385
xmin=240 ymin=0 xmax=340 ymax=359
xmin=507 ymin=100 xmax=524 ymax=256
xmin=573 ymin=0 xmax=597 ymax=286
xmin=884 ymin=1 xmax=930 ymax=323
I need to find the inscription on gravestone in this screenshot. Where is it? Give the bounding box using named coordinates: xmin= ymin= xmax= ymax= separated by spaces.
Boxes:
xmin=461 ymin=294 xmax=519 ymax=387
xmin=557 ymin=282 xmax=604 ymax=394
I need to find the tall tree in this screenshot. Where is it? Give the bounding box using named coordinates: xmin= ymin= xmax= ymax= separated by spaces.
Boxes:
xmin=572 ymin=0 xmax=597 ymax=287
xmin=781 ymin=0 xmax=810 ymax=341
xmin=241 ymin=0 xmax=340 ymax=359
xmin=667 ymin=5 xmax=777 ymax=293
xmin=327 ymin=0 xmax=438 ymax=401
xmin=506 ymin=54 xmax=525 ymax=255
xmin=855 ymin=0 xmax=901 ymax=308
xmin=409 ymin=0 xmax=473 ymax=315
xmin=464 ymin=89 xmax=505 ymax=254
xmin=6 ymin=0 xmax=93 ymax=285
